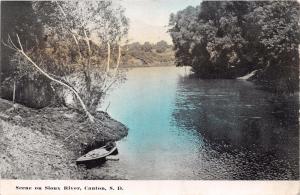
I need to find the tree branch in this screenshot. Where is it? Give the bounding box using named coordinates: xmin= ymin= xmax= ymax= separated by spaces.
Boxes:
xmin=6 ymin=34 xmax=95 ymax=123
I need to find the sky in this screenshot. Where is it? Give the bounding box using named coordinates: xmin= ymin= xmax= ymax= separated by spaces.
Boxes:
xmin=119 ymin=0 xmax=201 ymax=44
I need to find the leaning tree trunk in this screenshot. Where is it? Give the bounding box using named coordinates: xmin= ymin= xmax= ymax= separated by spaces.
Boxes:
xmin=13 ymin=34 xmax=95 ymax=123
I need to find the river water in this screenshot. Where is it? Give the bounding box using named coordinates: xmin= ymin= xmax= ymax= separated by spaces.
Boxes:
xmin=93 ymin=66 xmax=299 ymax=180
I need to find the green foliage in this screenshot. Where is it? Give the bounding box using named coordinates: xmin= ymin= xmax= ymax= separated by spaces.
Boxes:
xmin=142 ymin=42 xmax=153 ymax=52
xmin=169 ymin=1 xmax=300 ymax=92
xmin=2 ymin=1 xmax=129 ymax=109
xmin=169 ymin=6 xmax=201 ymax=67
xmin=0 ymin=1 xmax=43 ymax=78
xmin=155 ymin=40 xmax=169 ymax=53
xmin=245 ymin=1 xmax=300 ymax=93
xmin=32 ymin=1 xmax=128 ymax=44
xmin=123 ymin=41 xmax=174 ymax=66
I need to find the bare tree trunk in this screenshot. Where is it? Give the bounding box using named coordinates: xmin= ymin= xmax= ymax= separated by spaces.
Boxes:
xmin=83 ymin=30 xmax=92 ymax=96
xmin=12 ymin=81 xmax=16 ymax=108
xmin=106 ymin=42 xmax=110 ymax=72
xmin=92 ymin=44 xmax=122 ymax=111
xmin=22 ymin=50 xmax=94 ymax=122
xmin=101 ymin=41 xmax=111 ymax=93
xmin=105 ymin=102 xmax=111 ymax=112
xmin=14 ymin=35 xmax=95 ymax=123
xmin=102 ymin=44 xmax=122 ymax=94
xmin=114 ymin=45 xmax=121 ymax=76
xmin=72 ymin=34 xmax=82 ymax=59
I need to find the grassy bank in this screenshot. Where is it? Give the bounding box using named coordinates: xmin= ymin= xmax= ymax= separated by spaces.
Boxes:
xmin=0 ymin=98 xmax=128 ymax=179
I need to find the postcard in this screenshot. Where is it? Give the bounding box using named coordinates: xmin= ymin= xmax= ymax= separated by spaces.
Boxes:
xmin=0 ymin=0 xmax=299 ymax=194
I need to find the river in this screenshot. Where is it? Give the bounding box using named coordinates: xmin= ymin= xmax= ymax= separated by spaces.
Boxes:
xmin=93 ymin=66 xmax=299 ymax=180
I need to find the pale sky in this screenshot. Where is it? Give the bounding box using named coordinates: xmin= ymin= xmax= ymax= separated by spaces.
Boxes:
xmin=119 ymin=0 xmax=201 ymax=44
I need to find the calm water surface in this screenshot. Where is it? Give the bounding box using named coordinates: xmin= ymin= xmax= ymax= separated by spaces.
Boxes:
xmin=93 ymin=66 xmax=299 ymax=180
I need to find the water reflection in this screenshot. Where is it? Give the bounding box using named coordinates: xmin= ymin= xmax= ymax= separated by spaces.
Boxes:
xmin=172 ymin=76 xmax=299 ymax=179
xmin=93 ymin=66 xmax=298 ymax=180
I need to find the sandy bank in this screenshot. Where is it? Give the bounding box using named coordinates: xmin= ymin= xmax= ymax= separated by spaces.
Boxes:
xmin=0 ymin=98 xmax=128 ymax=179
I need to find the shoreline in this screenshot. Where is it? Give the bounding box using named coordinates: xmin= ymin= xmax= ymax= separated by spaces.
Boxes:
xmin=118 ymin=62 xmax=176 ymax=69
xmin=0 ymin=98 xmax=128 ymax=179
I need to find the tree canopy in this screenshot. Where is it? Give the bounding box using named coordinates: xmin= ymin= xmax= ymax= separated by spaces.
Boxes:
xmin=169 ymin=1 xmax=300 ymax=93
xmin=1 ymin=1 xmax=129 ymax=109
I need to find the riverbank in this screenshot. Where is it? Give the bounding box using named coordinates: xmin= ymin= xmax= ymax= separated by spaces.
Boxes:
xmin=121 ymin=47 xmax=175 ymax=68
xmin=0 ymin=98 xmax=128 ymax=179
xmin=121 ymin=62 xmax=175 ymax=68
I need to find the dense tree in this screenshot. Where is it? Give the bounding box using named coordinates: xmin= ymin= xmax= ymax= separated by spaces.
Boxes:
xmin=169 ymin=1 xmax=300 ymax=93
xmin=142 ymin=42 xmax=153 ymax=52
xmin=2 ymin=1 xmax=129 ymax=114
xmin=155 ymin=40 xmax=169 ymax=53
xmin=1 ymin=1 xmax=43 ymax=79
xmin=0 ymin=1 xmax=48 ymax=107
xmin=245 ymin=1 xmax=300 ymax=93
xmin=169 ymin=6 xmax=201 ymax=68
